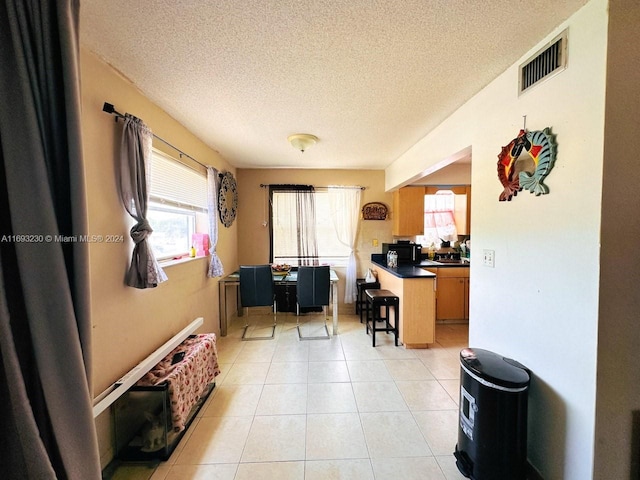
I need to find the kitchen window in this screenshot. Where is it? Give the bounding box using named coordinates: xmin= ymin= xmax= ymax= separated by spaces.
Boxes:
xmin=416 ymin=190 xmax=459 ymax=248
xmin=147 ymin=150 xmax=208 ymax=260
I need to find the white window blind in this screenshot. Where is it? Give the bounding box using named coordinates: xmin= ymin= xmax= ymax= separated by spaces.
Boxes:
xmin=149 ymin=150 xmax=207 ymax=211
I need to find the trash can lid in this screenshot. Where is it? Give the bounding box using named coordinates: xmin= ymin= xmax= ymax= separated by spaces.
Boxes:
xmin=460 ymin=348 xmax=530 ymax=389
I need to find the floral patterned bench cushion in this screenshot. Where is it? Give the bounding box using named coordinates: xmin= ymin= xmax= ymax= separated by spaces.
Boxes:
xmin=136 ymin=333 xmax=220 ymax=431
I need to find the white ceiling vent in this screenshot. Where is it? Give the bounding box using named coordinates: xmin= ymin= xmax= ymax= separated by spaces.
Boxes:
xmin=519 ymin=30 xmax=568 ymax=94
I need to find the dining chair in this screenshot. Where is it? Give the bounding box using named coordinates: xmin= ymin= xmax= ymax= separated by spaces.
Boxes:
xmin=296 ymin=265 xmax=331 ymax=340
xmin=239 ymin=265 xmax=277 ymax=340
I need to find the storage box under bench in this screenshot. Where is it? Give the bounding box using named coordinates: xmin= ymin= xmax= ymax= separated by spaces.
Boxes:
xmin=114 ymin=333 xmax=220 ymax=461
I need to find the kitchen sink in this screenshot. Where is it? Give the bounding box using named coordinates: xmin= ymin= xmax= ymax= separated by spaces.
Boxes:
xmin=419 ymin=259 xmax=470 ymax=266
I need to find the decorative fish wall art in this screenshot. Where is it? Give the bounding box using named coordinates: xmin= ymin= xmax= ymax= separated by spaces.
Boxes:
xmin=497 ymin=127 xmax=557 ymax=201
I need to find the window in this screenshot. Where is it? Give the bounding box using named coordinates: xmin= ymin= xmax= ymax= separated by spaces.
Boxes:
xmin=271 ymin=189 xmax=350 ymax=266
xmin=147 ymin=150 xmax=208 ymax=260
xmin=147 ymin=205 xmax=196 ymax=259
xmin=416 ymin=190 xmax=458 ymax=248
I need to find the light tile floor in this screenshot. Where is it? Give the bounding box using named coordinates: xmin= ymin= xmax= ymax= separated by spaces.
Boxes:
xmin=107 ymin=313 xmax=469 ymax=480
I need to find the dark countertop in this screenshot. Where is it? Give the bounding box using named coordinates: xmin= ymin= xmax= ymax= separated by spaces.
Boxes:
xmin=371 ymin=254 xmax=469 ymax=279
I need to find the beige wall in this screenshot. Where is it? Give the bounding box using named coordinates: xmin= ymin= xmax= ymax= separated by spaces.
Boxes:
xmin=236 ymin=169 xmax=392 ymax=311
xmin=80 ymin=48 xmax=237 ymax=467
xmin=594 ymin=0 xmax=640 ymax=477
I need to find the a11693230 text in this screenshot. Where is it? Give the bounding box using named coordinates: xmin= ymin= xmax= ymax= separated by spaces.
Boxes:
xmin=1 ymin=234 xmax=125 ymax=244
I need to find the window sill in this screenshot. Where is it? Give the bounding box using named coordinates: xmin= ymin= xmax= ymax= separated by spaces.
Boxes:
xmin=159 ymin=255 xmax=209 ymax=268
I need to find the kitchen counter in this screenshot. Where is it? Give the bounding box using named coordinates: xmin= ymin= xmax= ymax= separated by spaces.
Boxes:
xmin=369 ymin=254 xmax=436 ymax=348
xmin=371 ymin=255 xmax=469 ymax=277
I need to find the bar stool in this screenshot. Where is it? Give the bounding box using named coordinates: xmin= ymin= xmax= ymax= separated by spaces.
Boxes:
xmin=356 ymin=278 xmax=380 ymax=323
xmin=365 ymin=289 xmax=399 ymax=347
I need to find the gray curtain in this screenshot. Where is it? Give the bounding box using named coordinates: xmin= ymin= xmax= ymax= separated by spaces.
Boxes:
xmin=0 ymin=1 xmax=101 ymax=478
xmin=119 ymin=114 xmax=167 ymax=288
xmin=206 ymin=167 xmax=224 ymax=277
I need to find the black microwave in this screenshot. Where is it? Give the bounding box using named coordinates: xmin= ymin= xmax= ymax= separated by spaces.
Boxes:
xmin=382 ymin=242 xmax=422 ymax=264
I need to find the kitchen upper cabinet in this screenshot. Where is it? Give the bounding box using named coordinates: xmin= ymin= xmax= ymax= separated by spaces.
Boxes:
xmin=392 ymin=187 xmax=425 ymax=236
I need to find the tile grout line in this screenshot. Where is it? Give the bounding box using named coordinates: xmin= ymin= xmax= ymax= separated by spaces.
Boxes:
xmin=141 ymin=316 xmax=467 ymax=479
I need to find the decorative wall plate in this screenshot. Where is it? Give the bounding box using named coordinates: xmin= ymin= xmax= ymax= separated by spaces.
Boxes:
xmin=362 ymin=202 xmax=388 ymax=220
xmin=218 ymin=172 xmax=238 ymax=227
xmin=497 ymin=127 xmax=557 ymax=201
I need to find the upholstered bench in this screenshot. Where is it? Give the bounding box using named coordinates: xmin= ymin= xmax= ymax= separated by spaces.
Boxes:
xmin=115 ymin=333 xmax=220 ymax=460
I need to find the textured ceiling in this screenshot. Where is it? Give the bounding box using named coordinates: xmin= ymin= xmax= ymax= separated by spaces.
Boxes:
xmin=80 ymin=0 xmax=587 ymax=170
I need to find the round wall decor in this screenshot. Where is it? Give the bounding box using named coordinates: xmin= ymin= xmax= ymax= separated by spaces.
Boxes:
xmin=218 ymin=172 xmax=238 ymax=227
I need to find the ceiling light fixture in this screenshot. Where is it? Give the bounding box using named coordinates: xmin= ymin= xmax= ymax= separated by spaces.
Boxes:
xmin=288 ymin=134 xmax=318 ymax=153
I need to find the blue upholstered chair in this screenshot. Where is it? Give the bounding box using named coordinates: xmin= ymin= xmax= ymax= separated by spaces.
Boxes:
xmin=239 ymin=265 xmax=276 ymax=340
xmin=296 ymin=266 xmax=331 ymax=340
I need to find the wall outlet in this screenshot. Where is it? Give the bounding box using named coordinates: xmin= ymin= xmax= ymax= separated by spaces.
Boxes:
xmin=372 ymin=238 xmax=378 ymax=247
xmin=483 ymin=249 xmax=495 ymax=267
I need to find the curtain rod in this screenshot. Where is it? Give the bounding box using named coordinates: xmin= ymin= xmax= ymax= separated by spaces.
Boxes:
xmin=102 ymin=102 xmax=208 ymax=170
xmin=260 ymin=184 xmax=366 ymax=190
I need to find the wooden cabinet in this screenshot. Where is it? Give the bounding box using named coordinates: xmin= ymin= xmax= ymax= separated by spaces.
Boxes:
xmin=464 ymin=276 xmax=470 ymax=319
xmin=437 ymin=277 xmax=466 ymax=320
xmin=392 ymin=187 xmax=425 ymax=236
xmin=426 ymin=267 xmax=470 ymax=321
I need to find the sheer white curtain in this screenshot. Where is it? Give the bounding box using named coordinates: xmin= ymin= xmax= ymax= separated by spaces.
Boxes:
xmin=272 ymin=190 xmax=298 ymax=263
xmin=206 ymin=167 xmax=224 ymax=277
xmin=271 ymin=185 xmax=318 ymax=266
xmin=296 ymin=188 xmax=319 ymax=266
xmin=421 ymin=191 xmax=458 ymax=246
xmin=328 ymin=187 xmax=361 ymax=303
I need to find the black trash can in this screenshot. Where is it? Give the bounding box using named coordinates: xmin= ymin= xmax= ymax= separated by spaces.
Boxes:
xmin=454 ymin=347 xmax=530 ymax=480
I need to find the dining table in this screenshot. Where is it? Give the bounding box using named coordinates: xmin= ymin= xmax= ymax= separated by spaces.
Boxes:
xmin=218 ymin=269 xmax=340 ymax=336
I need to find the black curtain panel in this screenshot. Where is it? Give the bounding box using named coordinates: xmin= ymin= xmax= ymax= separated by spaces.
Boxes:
xmin=0 ymin=1 xmax=101 ymax=478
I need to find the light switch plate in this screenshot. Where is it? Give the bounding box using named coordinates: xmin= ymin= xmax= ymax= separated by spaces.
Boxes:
xmin=483 ymin=249 xmax=495 ymax=267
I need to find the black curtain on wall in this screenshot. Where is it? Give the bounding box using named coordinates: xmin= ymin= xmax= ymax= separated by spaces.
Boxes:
xmin=0 ymin=1 xmax=101 ymax=478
